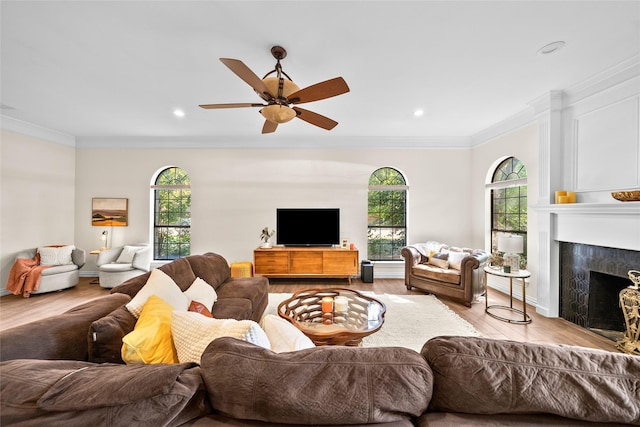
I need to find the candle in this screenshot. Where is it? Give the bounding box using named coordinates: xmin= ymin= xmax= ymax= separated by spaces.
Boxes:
xmin=349 ymin=243 xmax=355 ymax=250
xmin=567 ymin=192 xmax=576 ymax=203
xmin=334 ymin=296 xmax=348 ymax=313
xmin=321 ymin=297 xmax=333 ymax=313
xmin=555 ymin=191 xmax=567 ymax=204
xmin=558 ymin=196 xmax=569 ymax=204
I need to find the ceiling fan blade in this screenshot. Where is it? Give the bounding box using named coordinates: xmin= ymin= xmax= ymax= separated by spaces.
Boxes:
xmin=262 ymin=120 xmax=278 ymax=134
xmin=220 ymin=58 xmax=274 ymax=100
xmin=287 ymin=77 xmax=350 ymax=104
xmin=199 ymin=103 xmax=265 ymax=109
xmin=293 ymin=107 xmax=338 ymax=131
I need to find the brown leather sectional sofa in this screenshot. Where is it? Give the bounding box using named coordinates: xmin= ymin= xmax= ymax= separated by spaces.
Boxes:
xmin=1 ymin=252 xmax=639 ymax=426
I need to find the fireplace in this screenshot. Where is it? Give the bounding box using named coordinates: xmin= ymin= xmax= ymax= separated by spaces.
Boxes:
xmin=560 ymin=242 xmax=640 ymax=341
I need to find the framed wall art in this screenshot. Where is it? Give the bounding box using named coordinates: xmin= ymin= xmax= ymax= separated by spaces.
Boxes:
xmin=92 ymin=198 xmax=128 ymax=226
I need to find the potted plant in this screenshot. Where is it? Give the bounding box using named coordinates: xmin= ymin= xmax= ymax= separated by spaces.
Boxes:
xmin=260 ymin=227 xmax=275 ymax=248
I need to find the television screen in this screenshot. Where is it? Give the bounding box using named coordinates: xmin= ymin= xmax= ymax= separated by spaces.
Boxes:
xmin=276 ymin=208 xmax=340 ymax=247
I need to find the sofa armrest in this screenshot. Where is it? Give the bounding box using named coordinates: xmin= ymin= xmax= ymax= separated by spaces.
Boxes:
xmin=72 ymin=248 xmax=86 ymax=268
xmin=0 ymin=293 xmax=131 ymax=362
xmin=96 ymin=247 xmax=122 ymax=266
xmin=131 ymin=245 xmax=152 ymax=272
xmin=401 ymin=246 xmax=422 ymax=266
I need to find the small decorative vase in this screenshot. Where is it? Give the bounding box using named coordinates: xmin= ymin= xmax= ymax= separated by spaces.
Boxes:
xmin=261 ymin=241 xmax=272 ymax=249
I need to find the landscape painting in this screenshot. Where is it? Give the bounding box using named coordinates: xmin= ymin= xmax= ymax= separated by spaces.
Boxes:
xmin=92 ymin=198 xmax=128 ymax=226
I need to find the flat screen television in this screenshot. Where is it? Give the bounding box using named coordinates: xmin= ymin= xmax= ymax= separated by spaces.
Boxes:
xmin=276 ymin=208 xmax=340 ymax=247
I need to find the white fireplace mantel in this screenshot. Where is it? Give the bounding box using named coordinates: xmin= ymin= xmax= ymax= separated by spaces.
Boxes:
xmin=533 ymin=202 xmax=640 ymax=318
xmin=533 ymin=202 xmax=640 ymax=252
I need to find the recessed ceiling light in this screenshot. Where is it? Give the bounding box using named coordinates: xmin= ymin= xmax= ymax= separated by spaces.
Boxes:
xmin=537 ymin=41 xmax=566 ymax=55
xmin=413 ymin=109 xmax=424 ymax=117
xmin=173 ymin=109 xmax=185 ymax=117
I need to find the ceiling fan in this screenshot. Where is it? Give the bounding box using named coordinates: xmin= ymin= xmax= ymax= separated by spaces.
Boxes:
xmin=199 ymin=46 xmax=350 ymax=134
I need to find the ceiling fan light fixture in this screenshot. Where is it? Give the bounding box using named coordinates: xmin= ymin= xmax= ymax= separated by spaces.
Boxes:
xmin=262 ymin=77 xmax=300 ymax=98
xmin=260 ymin=105 xmax=296 ymax=124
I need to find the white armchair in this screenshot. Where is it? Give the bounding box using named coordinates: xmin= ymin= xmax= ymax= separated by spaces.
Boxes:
xmin=96 ymin=244 xmax=152 ymax=289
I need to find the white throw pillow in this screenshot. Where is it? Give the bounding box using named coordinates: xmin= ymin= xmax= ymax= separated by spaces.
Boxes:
xmin=260 ymin=315 xmax=315 ymax=353
xmin=183 ymin=277 xmax=217 ymax=311
xmin=171 ymin=311 xmax=271 ymax=364
xmin=38 ymin=245 xmax=75 ymax=266
xmin=448 ymin=251 xmax=467 ymax=271
xmin=116 ymin=245 xmax=141 ymax=264
xmin=126 ymin=268 xmax=189 ymax=318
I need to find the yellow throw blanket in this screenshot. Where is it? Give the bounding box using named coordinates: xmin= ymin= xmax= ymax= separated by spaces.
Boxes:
xmin=6 ymin=253 xmax=50 ymax=298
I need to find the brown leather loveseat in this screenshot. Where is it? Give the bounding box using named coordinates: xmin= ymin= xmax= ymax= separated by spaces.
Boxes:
xmin=401 ymin=241 xmax=488 ymax=307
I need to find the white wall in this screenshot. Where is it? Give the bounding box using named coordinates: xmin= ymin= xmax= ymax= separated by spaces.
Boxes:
xmin=470 ymin=124 xmax=540 ymax=304
xmin=74 ymin=146 xmax=474 ymax=277
xmin=1 ymin=130 xmax=76 ymax=294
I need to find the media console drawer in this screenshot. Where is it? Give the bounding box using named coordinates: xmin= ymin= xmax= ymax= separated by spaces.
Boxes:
xmin=254 ymin=247 xmax=359 ymax=284
xmin=254 ymin=251 xmax=288 ymax=274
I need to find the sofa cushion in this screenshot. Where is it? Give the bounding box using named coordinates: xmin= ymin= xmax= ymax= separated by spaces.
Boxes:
xmin=447 ymin=251 xmax=467 ymax=271
xmin=427 ymin=252 xmax=449 ymax=269
xmin=421 ymin=336 xmax=640 ymax=425
xmin=38 ymin=245 xmax=75 ymax=266
xmin=201 ymin=337 xmax=433 ymax=425
xmin=99 ymin=263 xmax=134 ymax=272
xmin=185 ymin=252 xmax=231 ymax=290
xmin=171 ymin=312 xmax=270 ymax=364
xmin=259 ymin=314 xmax=315 ymax=353
xmin=126 ymin=268 xmax=189 ymax=318
xmin=189 ymin=300 xmax=213 ymax=318
xmin=412 ymin=264 xmax=461 ymax=285
xmin=0 ymin=359 xmax=207 ymax=425
xmin=88 ymin=305 xmax=137 ymax=364
xmin=122 ymin=295 xmax=179 ymax=364
xmin=183 ymin=277 xmax=217 ymax=311
xmin=115 ymin=245 xmax=142 ymax=263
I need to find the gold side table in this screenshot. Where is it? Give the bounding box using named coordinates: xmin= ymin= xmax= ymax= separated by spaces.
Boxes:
xmin=484 ymin=266 xmax=531 ymax=324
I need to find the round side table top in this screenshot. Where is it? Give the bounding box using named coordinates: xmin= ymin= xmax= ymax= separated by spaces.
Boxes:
xmin=484 ymin=266 xmax=531 ymax=279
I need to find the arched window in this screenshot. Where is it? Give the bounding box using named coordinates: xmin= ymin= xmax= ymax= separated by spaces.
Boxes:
xmin=152 ymin=167 xmax=191 ymax=260
xmin=367 ymin=167 xmax=407 ymax=261
xmin=489 ymin=157 xmax=527 ymax=266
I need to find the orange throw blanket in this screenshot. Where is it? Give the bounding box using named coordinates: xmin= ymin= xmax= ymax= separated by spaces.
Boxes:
xmin=6 ymin=253 xmax=50 ymax=298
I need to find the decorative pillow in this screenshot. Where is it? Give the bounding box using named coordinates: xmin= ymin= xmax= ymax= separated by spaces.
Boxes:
xmin=116 ymin=245 xmax=142 ymax=264
xmin=428 ymin=252 xmax=449 ymax=269
xmin=189 ymin=300 xmax=213 ymax=318
xmin=126 ymin=268 xmax=189 ymax=318
xmin=121 ymin=295 xmax=178 ymax=364
xmin=38 ymin=245 xmax=75 ymax=266
xmin=259 ymin=315 xmax=315 ymax=353
xmin=200 ymin=337 xmax=433 ymax=425
xmin=171 ymin=311 xmax=270 ymax=364
xmin=183 ymin=277 xmax=217 ymax=311
xmin=448 ymin=251 xmax=467 ymax=271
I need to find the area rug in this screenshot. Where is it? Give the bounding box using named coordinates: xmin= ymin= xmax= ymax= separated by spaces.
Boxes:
xmin=264 ymin=293 xmax=480 ymax=352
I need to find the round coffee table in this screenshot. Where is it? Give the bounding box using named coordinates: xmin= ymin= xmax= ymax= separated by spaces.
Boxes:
xmin=277 ymin=288 xmax=386 ymax=346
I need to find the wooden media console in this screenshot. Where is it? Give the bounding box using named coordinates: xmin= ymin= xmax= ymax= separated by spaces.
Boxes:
xmin=254 ymin=247 xmax=359 ymax=284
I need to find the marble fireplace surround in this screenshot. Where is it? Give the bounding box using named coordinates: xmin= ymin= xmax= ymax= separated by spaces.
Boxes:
xmin=535 ymin=202 xmax=640 ymax=318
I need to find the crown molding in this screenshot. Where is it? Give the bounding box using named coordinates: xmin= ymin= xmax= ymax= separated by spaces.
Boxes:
xmin=0 ymin=115 xmax=76 ymax=147
xmin=74 ymin=135 xmax=472 ymax=149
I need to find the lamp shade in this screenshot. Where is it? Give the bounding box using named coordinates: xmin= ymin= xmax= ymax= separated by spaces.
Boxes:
xmin=498 ymin=234 xmax=523 ymax=254
xmin=260 ymin=105 xmax=296 ymax=124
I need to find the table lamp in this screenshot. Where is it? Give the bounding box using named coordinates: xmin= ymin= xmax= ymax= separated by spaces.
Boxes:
xmin=498 ymin=234 xmax=523 ymax=273
xmin=100 ymin=230 xmax=109 ymax=251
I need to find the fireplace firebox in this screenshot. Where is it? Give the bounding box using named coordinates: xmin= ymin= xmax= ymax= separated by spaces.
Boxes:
xmin=560 ymin=243 xmax=640 ymax=341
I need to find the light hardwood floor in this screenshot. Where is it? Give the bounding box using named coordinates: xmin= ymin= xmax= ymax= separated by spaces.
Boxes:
xmin=0 ymin=277 xmax=619 ymax=352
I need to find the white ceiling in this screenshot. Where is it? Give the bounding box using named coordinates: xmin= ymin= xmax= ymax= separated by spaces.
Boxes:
xmin=1 ymin=1 xmax=639 ymax=147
